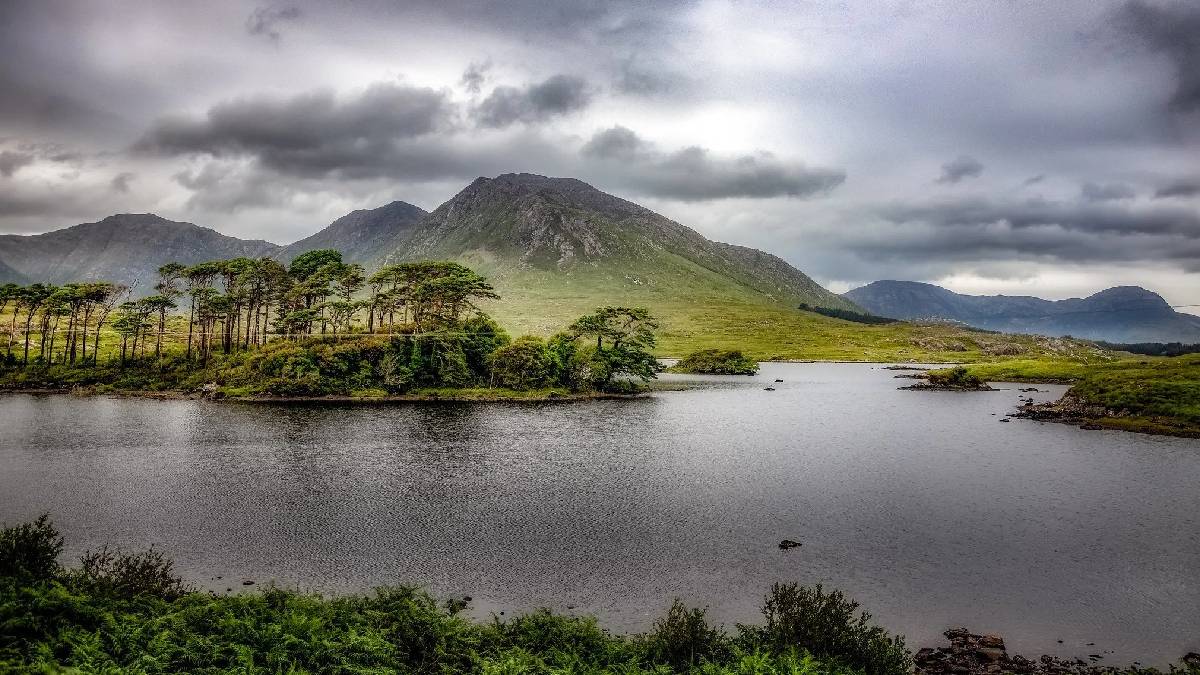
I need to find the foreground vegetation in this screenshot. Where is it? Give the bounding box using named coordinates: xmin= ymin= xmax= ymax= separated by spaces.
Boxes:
xmin=0 ymin=516 xmax=908 ymax=674
xmin=4 ymin=517 xmax=1197 ymax=674
xmin=935 ymin=355 xmax=1200 ymax=436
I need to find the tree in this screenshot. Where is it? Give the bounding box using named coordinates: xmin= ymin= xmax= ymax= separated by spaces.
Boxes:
xmin=18 ymin=284 xmax=53 ymax=365
xmin=184 ymin=263 xmax=221 ymax=359
xmin=564 ymin=307 xmax=662 ymax=390
xmin=154 ymin=263 xmax=187 ymax=357
xmin=488 ymin=336 xmax=556 ymax=390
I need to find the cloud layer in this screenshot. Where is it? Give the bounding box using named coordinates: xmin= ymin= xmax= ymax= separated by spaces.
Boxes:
xmin=0 ymin=0 xmax=1198 ymax=305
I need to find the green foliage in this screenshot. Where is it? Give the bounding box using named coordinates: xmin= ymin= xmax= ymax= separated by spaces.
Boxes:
xmin=925 ymin=366 xmax=985 ymax=388
xmin=954 ymin=354 xmax=1200 ymax=434
xmin=489 ymin=336 xmax=558 ymax=390
xmin=0 ymin=514 xmax=61 ymax=581
xmin=669 ymin=349 xmax=759 ymax=375
xmin=798 ymin=303 xmax=898 ymax=325
xmin=0 ymin=517 xmax=908 ymax=674
xmin=74 ymin=546 xmax=190 ymax=600
xmin=752 ymin=583 xmax=911 ymax=675
xmin=645 ymin=600 xmax=730 ymax=670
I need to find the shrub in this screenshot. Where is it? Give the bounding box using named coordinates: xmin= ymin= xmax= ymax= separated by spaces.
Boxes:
xmin=73 ymin=546 xmax=190 ymax=600
xmin=644 ymin=600 xmax=730 ymax=670
xmin=489 ymin=336 xmax=558 ymax=390
xmin=669 ymin=349 xmax=759 ymax=375
xmin=0 ymin=514 xmax=62 ymax=580
xmin=926 ymin=366 xmax=985 ymax=388
xmin=752 ymin=583 xmax=910 ymax=675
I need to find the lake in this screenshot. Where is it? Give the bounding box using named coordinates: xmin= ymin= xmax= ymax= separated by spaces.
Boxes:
xmin=1 ymin=362 xmax=1198 ymax=664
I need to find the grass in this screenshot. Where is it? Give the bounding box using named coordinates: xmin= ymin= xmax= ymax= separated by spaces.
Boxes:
xmin=941 ymin=354 xmax=1200 ymax=436
xmin=454 ymin=257 xmax=1113 ymax=363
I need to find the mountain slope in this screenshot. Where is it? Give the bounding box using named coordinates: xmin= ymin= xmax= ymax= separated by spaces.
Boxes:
xmin=276 ymin=201 xmax=427 ymax=264
xmin=0 ymin=214 xmax=279 ymax=290
xmin=383 ymin=173 xmax=855 ymax=336
xmin=844 ymin=280 xmax=1200 ymax=343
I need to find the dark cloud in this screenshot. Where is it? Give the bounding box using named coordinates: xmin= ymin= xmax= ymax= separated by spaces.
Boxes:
xmin=135 ymin=82 xmax=456 ymax=178
xmin=1081 ymin=181 xmax=1136 ymax=201
xmin=1117 ymin=0 xmax=1200 ymax=113
xmin=460 ymin=61 xmax=491 ymax=94
xmin=581 ymin=125 xmax=645 ymax=161
xmin=936 ymin=155 xmax=983 ymax=184
xmin=582 ymin=126 xmax=845 ymax=201
xmin=1022 ymin=174 xmax=1046 ymax=186
xmin=474 ymin=75 xmax=591 ymax=128
xmin=1155 ymin=180 xmax=1200 ymax=198
xmin=246 ymin=6 xmax=302 ymax=42
xmin=110 ymin=172 xmax=135 ymax=193
xmin=881 ymin=197 xmax=1200 ymax=240
xmin=0 ymin=151 xmax=34 ymax=177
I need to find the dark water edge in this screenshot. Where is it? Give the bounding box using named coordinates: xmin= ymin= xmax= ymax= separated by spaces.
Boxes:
xmin=1 ymin=363 xmax=1198 ymax=665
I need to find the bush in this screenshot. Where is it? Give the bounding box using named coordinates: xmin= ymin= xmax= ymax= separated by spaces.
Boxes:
xmin=0 ymin=514 xmax=62 ymax=580
xmin=669 ymin=349 xmax=759 ymax=375
xmin=926 ymin=366 xmax=985 ymax=388
xmin=753 ymin=583 xmax=910 ymax=675
xmin=489 ymin=336 xmax=558 ymax=390
xmin=73 ymin=546 xmax=190 ymax=600
xmin=644 ymin=600 xmax=730 ymax=670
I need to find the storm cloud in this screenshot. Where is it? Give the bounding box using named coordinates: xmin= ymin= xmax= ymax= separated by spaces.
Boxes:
xmin=583 ymin=126 xmax=845 ymax=201
xmin=1117 ymin=0 xmax=1200 ymax=113
xmin=136 ymin=83 xmax=456 ymax=178
xmin=1081 ymin=181 xmax=1136 ymax=201
xmin=245 ymin=5 xmax=301 ymax=42
xmin=936 ymin=156 xmax=984 ymax=184
xmin=473 ymin=75 xmax=592 ymax=128
xmin=1 ymin=0 xmax=1199 ymax=303
xmin=0 ymin=152 xmax=34 ymax=178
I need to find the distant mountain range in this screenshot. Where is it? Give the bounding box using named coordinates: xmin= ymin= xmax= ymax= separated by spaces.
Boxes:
xmin=844 ymin=280 xmax=1200 ymax=343
xmin=0 ymin=172 xmax=853 ymax=337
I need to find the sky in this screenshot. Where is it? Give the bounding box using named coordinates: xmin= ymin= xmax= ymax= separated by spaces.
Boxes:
xmin=1 ymin=0 xmax=1198 ymax=307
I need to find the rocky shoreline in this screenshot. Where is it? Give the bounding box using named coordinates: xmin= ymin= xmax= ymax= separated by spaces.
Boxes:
xmin=916 ymin=629 xmax=1200 ymax=675
xmin=1011 ymin=393 xmax=1200 ymax=438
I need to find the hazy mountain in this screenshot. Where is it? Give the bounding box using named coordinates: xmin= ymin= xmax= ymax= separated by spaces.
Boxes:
xmin=276 ymin=201 xmax=427 ymax=264
xmin=383 ymin=174 xmax=855 ymax=335
xmin=0 ymin=214 xmax=279 ymax=290
xmin=844 ymin=280 xmax=1200 ymax=343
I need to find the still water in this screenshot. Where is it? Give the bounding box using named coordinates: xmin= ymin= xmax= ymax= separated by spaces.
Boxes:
xmin=1 ymin=363 xmax=1198 ymax=663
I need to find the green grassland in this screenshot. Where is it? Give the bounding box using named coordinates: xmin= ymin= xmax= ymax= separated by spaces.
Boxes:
xmin=455 ymin=252 xmax=1112 ymax=363
xmin=944 ymin=354 xmax=1200 ymax=436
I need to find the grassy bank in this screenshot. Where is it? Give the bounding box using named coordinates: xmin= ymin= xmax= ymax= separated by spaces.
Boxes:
xmin=940 ymin=354 xmax=1200 ymax=437
xmin=1 ymin=517 xmax=905 ymax=674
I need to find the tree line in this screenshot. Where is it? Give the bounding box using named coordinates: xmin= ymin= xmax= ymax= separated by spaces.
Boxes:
xmin=0 ymin=251 xmax=663 ymax=394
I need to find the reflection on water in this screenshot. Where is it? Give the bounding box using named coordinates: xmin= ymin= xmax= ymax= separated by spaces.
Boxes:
xmin=1 ymin=363 xmax=1198 ymax=664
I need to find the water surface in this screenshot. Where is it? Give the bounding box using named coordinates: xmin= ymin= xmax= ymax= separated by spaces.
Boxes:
xmin=1 ymin=363 xmax=1198 ymax=664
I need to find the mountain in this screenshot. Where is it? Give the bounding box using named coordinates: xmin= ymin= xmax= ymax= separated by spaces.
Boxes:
xmin=276 ymin=201 xmax=427 ymax=264
xmin=381 ymin=173 xmax=857 ymax=335
xmin=0 ymin=173 xmax=916 ymax=357
xmin=0 ymin=214 xmax=279 ymax=290
xmin=844 ymin=280 xmax=1200 ymax=343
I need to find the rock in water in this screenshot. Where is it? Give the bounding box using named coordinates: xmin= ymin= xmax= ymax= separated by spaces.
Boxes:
xmin=778 ymin=539 xmax=802 ymax=550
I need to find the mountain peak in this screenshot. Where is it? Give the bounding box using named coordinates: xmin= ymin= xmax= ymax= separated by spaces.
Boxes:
xmin=387 ymin=173 xmax=855 ymax=312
